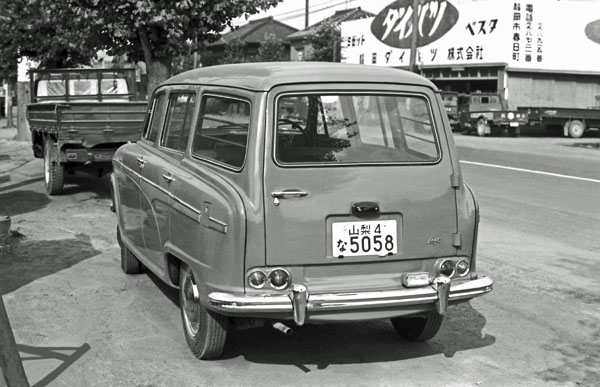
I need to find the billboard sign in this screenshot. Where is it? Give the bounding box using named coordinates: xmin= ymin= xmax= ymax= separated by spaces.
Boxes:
xmin=341 ymin=0 xmax=600 ymax=73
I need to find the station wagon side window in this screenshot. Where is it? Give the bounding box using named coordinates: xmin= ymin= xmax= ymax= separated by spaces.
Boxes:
xmin=161 ymin=92 xmax=197 ymax=152
xmin=192 ymin=95 xmax=250 ymax=169
xmin=276 ymin=93 xmax=439 ymax=164
xmin=142 ymin=93 xmax=167 ymax=143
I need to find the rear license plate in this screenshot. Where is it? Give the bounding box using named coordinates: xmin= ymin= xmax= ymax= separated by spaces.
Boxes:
xmin=332 ymin=220 xmax=397 ymax=258
xmin=93 ymin=152 xmax=114 ymax=161
xmin=509 ymin=122 xmax=519 ymax=127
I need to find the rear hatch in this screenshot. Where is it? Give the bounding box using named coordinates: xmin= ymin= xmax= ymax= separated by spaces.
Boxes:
xmin=263 ymin=88 xmax=458 ymax=266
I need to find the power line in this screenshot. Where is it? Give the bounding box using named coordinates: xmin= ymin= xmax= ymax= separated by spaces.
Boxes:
xmin=232 ymin=0 xmax=357 ymax=27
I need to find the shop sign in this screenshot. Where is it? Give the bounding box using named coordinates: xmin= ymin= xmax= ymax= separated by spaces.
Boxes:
xmin=371 ymin=0 xmax=459 ymax=48
xmin=585 ymin=19 xmax=600 ymax=45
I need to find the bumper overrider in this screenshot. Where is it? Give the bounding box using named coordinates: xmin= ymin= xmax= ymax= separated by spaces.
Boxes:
xmin=208 ymin=275 xmax=493 ymax=326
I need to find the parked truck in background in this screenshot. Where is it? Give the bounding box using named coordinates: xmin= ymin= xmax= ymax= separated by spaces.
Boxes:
xmin=440 ymin=91 xmax=460 ymax=131
xmin=458 ymin=92 xmax=528 ymax=137
xmin=26 ymin=68 xmax=147 ymax=195
xmin=517 ymin=105 xmax=600 ymax=138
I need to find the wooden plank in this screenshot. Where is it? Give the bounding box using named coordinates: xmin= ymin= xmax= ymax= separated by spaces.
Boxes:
xmin=0 ymin=296 xmax=29 ymax=387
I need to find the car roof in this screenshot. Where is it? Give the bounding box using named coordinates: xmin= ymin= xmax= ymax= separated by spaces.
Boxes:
xmin=162 ymin=62 xmax=437 ymax=92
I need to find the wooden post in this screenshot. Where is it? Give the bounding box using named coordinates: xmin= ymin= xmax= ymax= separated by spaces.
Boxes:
xmin=5 ymin=82 xmax=14 ymax=128
xmin=0 ymin=296 xmax=29 ymax=387
xmin=16 ymin=82 xmax=30 ymax=142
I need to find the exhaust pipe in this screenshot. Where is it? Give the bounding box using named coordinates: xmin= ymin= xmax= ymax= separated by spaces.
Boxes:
xmin=272 ymin=322 xmax=293 ymax=335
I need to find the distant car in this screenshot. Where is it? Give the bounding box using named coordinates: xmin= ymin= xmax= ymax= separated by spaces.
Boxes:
xmin=110 ymin=62 xmax=493 ymax=360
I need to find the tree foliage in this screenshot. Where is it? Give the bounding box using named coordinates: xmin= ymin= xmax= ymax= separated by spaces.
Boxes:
xmin=304 ymin=22 xmax=342 ymax=62
xmin=0 ymin=0 xmax=281 ymax=92
xmin=255 ymin=33 xmax=284 ymax=62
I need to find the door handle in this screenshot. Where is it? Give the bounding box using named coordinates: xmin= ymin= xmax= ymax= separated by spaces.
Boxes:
xmin=162 ymin=172 xmax=175 ymax=183
xmin=271 ymin=190 xmax=308 ymax=206
xmin=136 ymin=157 xmax=146 ymax=169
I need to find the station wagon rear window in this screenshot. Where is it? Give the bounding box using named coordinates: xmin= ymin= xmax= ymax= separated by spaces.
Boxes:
xmin=275 ymin=93 xmax=439 ymax=164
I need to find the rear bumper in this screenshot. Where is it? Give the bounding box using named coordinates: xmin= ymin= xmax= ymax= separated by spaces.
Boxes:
xmin=208 ymin=276 xmax=493 ymax=324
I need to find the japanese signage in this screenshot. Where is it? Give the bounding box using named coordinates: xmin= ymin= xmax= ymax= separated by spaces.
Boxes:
xmin=341 ymin=0 xmax=600 ymax=72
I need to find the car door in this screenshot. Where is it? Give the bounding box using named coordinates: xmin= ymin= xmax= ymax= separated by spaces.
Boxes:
xmin=168 ymin=91 xmax=251 ymax=288
xmin=139 ymin=90 xmax=197 ymax=273
xmin=263 ymin=85 xmax=458 ymax=267
xmin=113 ymin=97 xmax=159 ymax=256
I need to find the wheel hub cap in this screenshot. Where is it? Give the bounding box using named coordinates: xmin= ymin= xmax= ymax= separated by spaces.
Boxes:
xmin=182 ymin=272 xmax=201 ymax=336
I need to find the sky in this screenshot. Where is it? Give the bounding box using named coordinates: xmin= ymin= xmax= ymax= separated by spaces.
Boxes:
xmin=231 ymin=0 xmax=598 ymax=31
xmin=231 ymin=0 xmax=393 ymax=31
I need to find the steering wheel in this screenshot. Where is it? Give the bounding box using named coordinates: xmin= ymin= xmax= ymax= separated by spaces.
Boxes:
xmin=277 ymin=118 xmax=305 ymax=132
xmin=277 ymin=118 xmax=310 ymax=146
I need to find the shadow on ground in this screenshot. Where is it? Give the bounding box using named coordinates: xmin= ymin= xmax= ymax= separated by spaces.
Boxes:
xmin=18 ymin=343 xmax=91 ymax=387
xmin=218 ymin=302 xmax=494 ymax=370
xmin=60 ymin=172 xmax=111 ymax=199
xmin=0 ymin=190 xmax=50 ymax=217
xmin=0 ymin=233 xmax=100 ymax=295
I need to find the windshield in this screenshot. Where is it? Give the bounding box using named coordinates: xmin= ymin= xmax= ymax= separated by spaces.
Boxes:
xmin=275 ymin=93 xmax=439 ymax=164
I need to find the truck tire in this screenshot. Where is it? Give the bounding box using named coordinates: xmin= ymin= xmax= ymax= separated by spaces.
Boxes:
xmin=180 ymin=264 xmax=228 ymax=359
xmin=567 ymin=120 xmax=585 ymax=138
xmin=44 ymin=138 xmax=65 ymax=195
xmin=391 ymin=311 xmax=445 ymax=342
xmin=117 ymin=226 xmax=142 ymax=274
xmin=476 ymin=119 xmax=489 ymax=137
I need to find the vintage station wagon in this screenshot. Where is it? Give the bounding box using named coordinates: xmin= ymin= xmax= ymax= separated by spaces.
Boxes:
xmin=111 ymin=62 xmax=493 ymax=359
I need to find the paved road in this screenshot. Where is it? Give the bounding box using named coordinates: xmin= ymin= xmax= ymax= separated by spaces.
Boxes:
xmin=1 ymin=132 xmax=599 ymax=387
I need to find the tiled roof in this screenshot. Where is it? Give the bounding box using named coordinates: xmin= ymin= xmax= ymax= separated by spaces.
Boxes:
xmin=287 ymin=7 xmax=375 ymax=41
xmin=210 ymin=16 xmax=298 ymax=47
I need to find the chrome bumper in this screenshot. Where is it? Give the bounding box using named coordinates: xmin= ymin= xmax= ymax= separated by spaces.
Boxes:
xmin=208 ymin=276 xmax=493 ymax=326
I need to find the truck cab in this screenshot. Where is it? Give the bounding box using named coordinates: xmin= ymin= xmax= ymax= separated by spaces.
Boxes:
xmin=459 ymin=92 xmax=528 ymax=137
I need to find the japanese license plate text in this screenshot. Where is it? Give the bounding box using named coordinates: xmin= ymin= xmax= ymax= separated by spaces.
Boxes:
xmin=332 ymin=220 xmax=397 ymax=258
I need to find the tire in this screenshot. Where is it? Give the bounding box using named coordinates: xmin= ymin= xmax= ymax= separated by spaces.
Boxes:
xmin=180 ymin=264 xmax=228 ymax=360
xmin=567 ymin=120 xmax=585 ymax=138
xmin=117 ymin=226 xmax=141 ymax=274
xmin=44 ymin=138 xmax=65 ymax=195
xmin=507 ymin=127 xmax=518 ymax=137
xmin=391 ymin=311 xmax=445 ymax=342
xmin=476 ymin=119 xmax=489 ymax=137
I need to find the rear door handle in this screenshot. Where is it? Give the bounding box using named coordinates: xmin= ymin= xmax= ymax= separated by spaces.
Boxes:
xmin=162 ymin=172 xmax=175 ymax=183
xmin=136 ymin=156 xmax=146 ymax=169
xmin=271 ymin=189 xmax=308 ymax=206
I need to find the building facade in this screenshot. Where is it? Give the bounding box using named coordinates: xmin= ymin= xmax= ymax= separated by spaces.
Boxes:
xmin=341 ymin=0 xmax=600 ymax=109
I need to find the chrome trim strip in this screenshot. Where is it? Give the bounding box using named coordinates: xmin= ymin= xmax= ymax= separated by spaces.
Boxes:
xmin=114 ymin=159 xmax=202 ymax=224
xmin=208 ymin=276 xmax=493 ymax=314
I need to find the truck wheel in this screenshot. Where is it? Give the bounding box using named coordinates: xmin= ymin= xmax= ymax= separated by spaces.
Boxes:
xmin=567 ymin=120 xmax=585 ymax=138
xmin=180 ymin=264 xmax=228 ymax=359
xmin=117 ymin=226 xmax=142 ymax=274
xmin=476 ymin=119 xmax=489 ymax=137
xmin=44 ymin=139 xmax=65 ymax=195
xmin=391 ymin=311 xmax=445 ymax=342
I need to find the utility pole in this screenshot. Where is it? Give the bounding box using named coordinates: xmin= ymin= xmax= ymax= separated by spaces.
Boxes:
xmin=305 ymin=0 xmax=309 ymax=28
xmin=409 ymin=0 xmax=420 ymax=73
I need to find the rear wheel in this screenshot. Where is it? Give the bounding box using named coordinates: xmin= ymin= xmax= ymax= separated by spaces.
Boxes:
xmin=476 ymin=119 xmax=489 ymax=137
xmin=117 ymin=226 xmax=141 ymax=274
xmin=44 ymin=138 xmax=64 ymax=195
xmin=567 ymin=120 xmax=585 ymax=138
xmin=391 ymin=311 xmax=445 ymax=342
xmin=180 ymin=264 xmax=228 ymax=359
